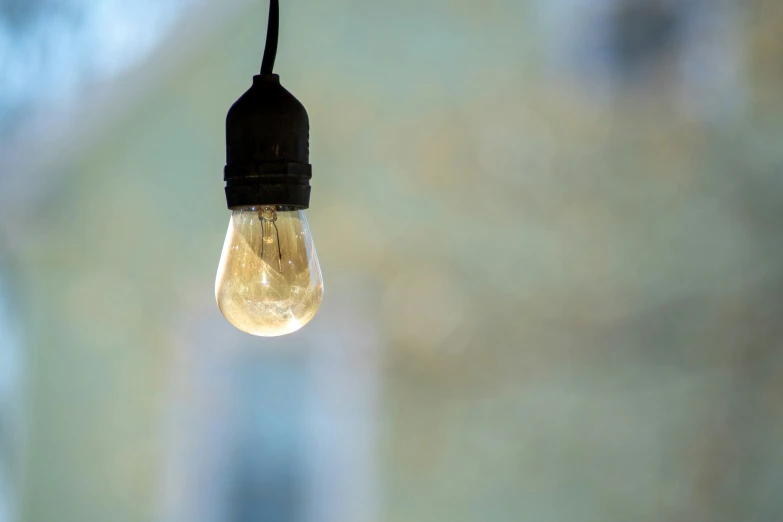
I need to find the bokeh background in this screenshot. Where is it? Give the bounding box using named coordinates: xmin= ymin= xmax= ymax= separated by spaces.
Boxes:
xmin=2 ymin=0 xmax=783 ymax=521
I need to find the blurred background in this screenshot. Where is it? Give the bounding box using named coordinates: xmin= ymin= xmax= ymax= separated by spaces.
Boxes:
xmin=1 ymin=0 xmax=783 ymax=521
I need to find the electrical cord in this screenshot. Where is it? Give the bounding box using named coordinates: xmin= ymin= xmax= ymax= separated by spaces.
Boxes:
xmin=260 ymin=0 xmax=280 ymax=74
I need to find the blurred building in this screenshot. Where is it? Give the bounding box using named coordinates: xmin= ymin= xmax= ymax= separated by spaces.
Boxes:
xmin=1 ymin=1 xmax=783 ymax=522
xmin=0 ymin=269 xmax=23 ymax=522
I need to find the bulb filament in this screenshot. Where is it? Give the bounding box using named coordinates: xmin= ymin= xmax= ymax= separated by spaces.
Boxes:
xmin=259 ymin=207 xmax=283 ymax=271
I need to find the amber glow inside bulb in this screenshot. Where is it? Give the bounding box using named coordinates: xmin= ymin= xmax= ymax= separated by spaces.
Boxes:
xmin=215 ymin=206 xmax=324 ymax=337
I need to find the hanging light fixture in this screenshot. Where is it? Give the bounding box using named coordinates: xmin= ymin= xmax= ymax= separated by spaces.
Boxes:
xmin=215 ymin=0 xmax=324 ymax=337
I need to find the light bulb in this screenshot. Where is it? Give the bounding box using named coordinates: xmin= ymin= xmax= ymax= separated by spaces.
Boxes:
xmin=215 ymin=205 xmax=323 ymax=337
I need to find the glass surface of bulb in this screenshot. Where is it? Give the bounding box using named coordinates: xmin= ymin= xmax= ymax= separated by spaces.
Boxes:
xmin=216 ymin=205 xmax=323 ymax=337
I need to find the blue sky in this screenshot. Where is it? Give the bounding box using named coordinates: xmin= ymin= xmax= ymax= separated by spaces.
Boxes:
xmin=0 ymin=0 xmax=193 ymax=134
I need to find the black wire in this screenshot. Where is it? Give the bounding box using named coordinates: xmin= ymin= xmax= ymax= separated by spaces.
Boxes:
xmin=260 ymin=0 xmax=279 ymax=74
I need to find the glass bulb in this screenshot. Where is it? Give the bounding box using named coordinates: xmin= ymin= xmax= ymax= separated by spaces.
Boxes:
xmin=215 ymin=205 xmax=324 ymax=337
